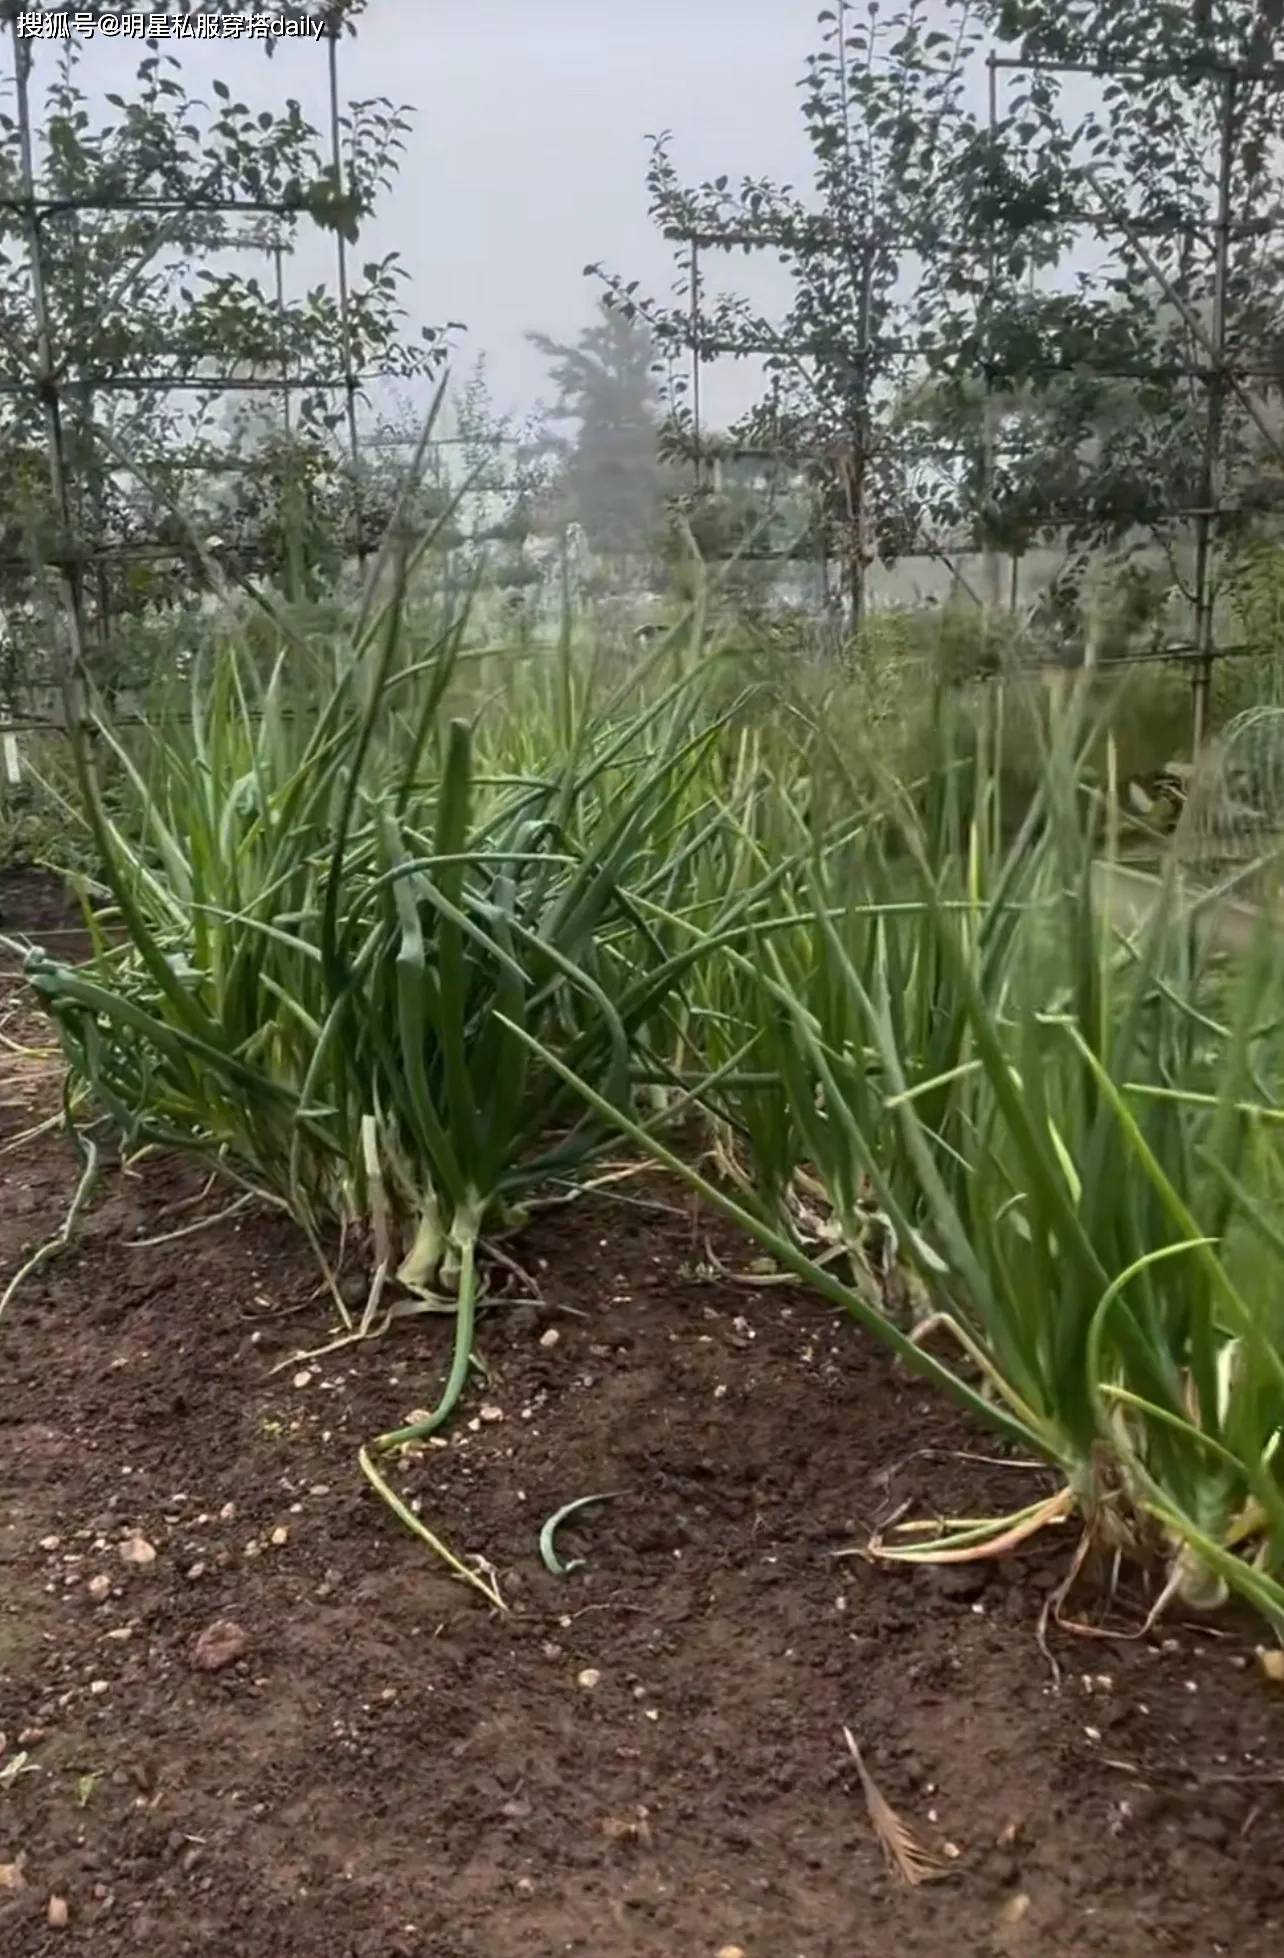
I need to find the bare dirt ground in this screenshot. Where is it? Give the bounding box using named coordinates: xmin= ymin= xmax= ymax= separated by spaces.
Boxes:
xmin=1 ymin=870 xmax=1281 ymax=1958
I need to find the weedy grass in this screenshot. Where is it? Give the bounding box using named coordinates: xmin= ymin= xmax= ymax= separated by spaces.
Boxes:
xmin=512 ymin=678 xmax=1284 ymax=1634
xmin=12 ymin=577 xmax=1284 ymax=1635
xmin=17 ymin=573 xmax=808 ymax=1520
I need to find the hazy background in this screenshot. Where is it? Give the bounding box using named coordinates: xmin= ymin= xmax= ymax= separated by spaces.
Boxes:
xmin=2 ymin=3 xmax=1124 ymax=606
xmin=9 ymin=0 xmax=1002 ymax=425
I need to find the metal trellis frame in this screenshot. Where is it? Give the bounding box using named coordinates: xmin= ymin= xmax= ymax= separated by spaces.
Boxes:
xmin=0 ymin=0 xmax=388 ymax=710
xmin=665 ymin=31 xmax=1284 ymax=748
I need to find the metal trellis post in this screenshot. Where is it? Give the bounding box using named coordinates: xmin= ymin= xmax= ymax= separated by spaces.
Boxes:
xmin=327 ymin=6 xmax=367 ymax=570
xmin=1191 ymin=67 xmax=1237 ymax=752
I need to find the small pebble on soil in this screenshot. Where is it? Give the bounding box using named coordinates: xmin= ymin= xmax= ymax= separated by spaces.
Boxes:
xmin=189 ymin=1620 xmax=249 ymax=1673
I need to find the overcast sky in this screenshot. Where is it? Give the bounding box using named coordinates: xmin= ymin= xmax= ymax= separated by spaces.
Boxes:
xmin=338 ymin=0 xmax=825 ymax=422
xmin=8 ymin=1 xmax=993 ymax=428
xmin=5 ymin=2 xmax=1159 ymax=441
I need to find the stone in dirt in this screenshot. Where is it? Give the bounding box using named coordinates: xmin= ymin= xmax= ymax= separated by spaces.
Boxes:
xmin=189 ymin=1620 xmax=248 ymax=1673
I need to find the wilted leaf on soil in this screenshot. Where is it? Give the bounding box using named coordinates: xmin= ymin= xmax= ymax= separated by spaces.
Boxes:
xmin=843 ymin=1726 xmax=948 ymax=1886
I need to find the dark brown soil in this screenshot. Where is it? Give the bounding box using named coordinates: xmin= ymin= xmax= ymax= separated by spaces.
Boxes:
xmin=1 ymin=870 xmax=1282 ymax=1958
